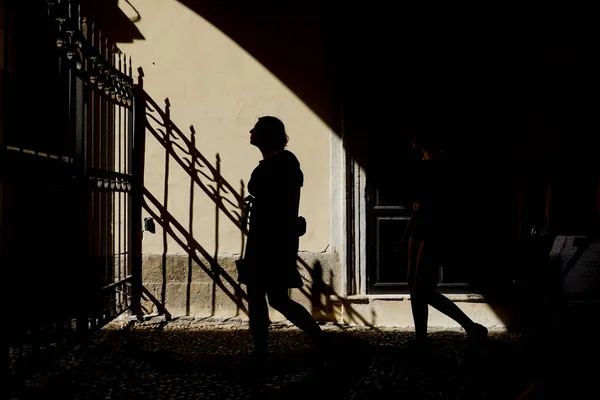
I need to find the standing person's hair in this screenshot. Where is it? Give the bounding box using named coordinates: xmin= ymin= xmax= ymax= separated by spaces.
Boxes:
xmin=257 ymin=116 xmax=289 ymax=150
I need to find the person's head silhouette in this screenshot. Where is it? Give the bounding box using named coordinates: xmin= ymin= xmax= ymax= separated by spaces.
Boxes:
xmin=411 ymin=132 xmax=446 ymax=153
xmin=249 ymin=116 xmax=289 ymax=155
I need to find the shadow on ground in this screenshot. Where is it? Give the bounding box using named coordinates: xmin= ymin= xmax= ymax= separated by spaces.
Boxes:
xmin=10 ymin=319 xmax=535 ymax=399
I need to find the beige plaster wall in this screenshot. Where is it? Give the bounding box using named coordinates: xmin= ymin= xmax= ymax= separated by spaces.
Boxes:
xmin=116 ymin=0 xmax=332 ymax=259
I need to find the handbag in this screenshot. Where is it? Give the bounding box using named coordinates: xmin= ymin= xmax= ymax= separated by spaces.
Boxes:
xmin=296 ymin=216 xmax=307 ymax=237
xmin=235 ymin=258 xmax=252 ymax=285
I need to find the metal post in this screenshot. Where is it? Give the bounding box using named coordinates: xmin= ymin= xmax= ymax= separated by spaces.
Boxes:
xmin=73 ymin=70 xmax=89 ymax=342
xmin=129 ymin=77 xmax=146 ymax=320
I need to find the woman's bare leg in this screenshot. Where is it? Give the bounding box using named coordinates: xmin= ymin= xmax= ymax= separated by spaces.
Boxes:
xmin=411 ymin=240 xmax=485 ymax=339
xmin=247 ymin=284 xmax=269 ymax=358
xmin=408 ymin=236 xmax=429 ymax=342
xmin=416 ymin=242 xmax=487 ymax=339
xmin=266 ymin=287 xmax=325 ymax=343
xmin=428 ymin=291 xmax=476 ymax=330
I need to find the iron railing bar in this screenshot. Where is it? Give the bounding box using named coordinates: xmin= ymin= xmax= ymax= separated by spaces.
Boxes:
xmin=118 ymin=88 xmax=122 ymax=286
xmin=103 ymin=60 xmax=110 ymax=292
xmin=87 ymin=167 xmax=133 ymax=179
xmin=129 ymin=80 xmax=145 ymax=318
xmin=5 ymin=1 xmax=144 ymax=363
xmin=101 ymin=276 xmax=132 ymax=291
xmin=74 ymin=77 xmax=88 ymax=343
xmin=109 ymin=42 xmax=116 ymax=317
xmin=3 ymin=146 xmax=74 ymax=163
xmin=127 ymin=101 xmax=135 ymax=282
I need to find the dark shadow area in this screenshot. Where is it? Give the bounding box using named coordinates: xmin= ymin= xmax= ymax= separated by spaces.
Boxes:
xmin=168 ymin=2 xmax=598 ymax=330
xmin=79 ymin=0 xmax=144 ymax=43
xmin=9 ymin=321 xmax=536 ymax=399
xmin=4 ymin=0 xmax=141 ymax=386
xmin=173 ymin=2 xmax=595 ymax=161
xmin=309 ymin=261 xmax=335 ymax=321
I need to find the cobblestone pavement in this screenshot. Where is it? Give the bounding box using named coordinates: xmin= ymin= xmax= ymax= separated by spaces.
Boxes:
xmin=9 ymin=317 xmax=536 ymax=399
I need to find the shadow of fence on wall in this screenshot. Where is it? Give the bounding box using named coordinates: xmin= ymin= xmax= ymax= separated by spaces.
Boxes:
xmin=136 ymin=76 xmax=375 ymax=326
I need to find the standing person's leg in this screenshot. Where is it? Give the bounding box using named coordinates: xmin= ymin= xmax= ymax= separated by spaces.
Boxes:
xmin=266 ymin=286 xmax=327 ymax=346
xmin=247 ymin=284 xmax=270 ymax=359
xmin=418 ymin=241 xmax=488 ymax=341
xmin=408 ymin=236 xmax=430 ymax=343
xmin=428 ymin=291 xmax=487 ymax=337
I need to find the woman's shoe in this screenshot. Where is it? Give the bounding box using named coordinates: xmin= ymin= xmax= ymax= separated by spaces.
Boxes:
xmin=466 ymin=323 xmax=488 ymax=349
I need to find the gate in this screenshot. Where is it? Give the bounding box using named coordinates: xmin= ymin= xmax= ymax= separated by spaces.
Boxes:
xmin=3 ymin=0 xmax=143 ymax=365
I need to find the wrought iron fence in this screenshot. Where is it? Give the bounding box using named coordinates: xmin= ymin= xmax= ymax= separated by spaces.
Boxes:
xmin=3 ymin=0 xmax=143 ymax=369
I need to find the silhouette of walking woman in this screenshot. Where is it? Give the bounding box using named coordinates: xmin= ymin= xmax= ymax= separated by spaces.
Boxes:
xmin=399 ymin=132 xmax=488 ymax=349
xmin=240 ymin=116 xmax=327 ymax=368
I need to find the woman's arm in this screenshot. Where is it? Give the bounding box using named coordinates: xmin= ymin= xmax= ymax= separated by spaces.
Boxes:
xmin=395 ymin=203 xmax=420 ymax=252
xmin=294 ymin=187 xmax=301 ymax=216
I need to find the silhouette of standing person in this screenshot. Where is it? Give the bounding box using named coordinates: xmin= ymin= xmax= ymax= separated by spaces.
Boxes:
xmin=241 ymin=116 xmax=328 ymax=367
xmin=516 ymin=155 xmax=600 ymax=400
xmin=398 ymin=132 xmax=488 ymax=348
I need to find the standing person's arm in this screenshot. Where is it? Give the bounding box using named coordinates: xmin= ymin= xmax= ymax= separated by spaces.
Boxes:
xmin=395 ymin=202 xmax=420 ymax=252
xmin=294 ymin=187 xmax=301 ymax=216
